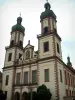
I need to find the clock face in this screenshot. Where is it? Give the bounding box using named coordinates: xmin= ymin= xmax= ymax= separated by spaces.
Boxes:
xmin=43 ymin=19 xmax=48 ymax=28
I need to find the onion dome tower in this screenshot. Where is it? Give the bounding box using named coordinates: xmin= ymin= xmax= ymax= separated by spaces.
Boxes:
xmin=11 ymin=15 xmax=25 ymax=33
xmin=40 ymin=2 xmax=56 ymax=21
xmin=67 ymin=56 xmax=72 ymax=67
xmin=40 ymin=1 xmax=57 ymax=34
xmin=37 ymin=1 xmax=62 ymax=60
xmin=10 ymin=15 xmax=25 ymax=48
xmin=4 ymin=15 xmax=25 ymax=67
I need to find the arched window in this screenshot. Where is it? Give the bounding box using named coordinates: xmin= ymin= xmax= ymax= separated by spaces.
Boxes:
xmin=26 ymin=50 xmax=30 ymax=59
xmin=14 ymin=92 xmax=20 ymax=100
xmin=10 ymin=40 xmax=14 ymax=46
xmin=22 ymin=92 xmax=28 ymax=100
xmin=19 ymin=41 xmax=23 ymax=47
xmin=54 ymin=28 xmax=57 ymax=33
xmin=44 ymin=27 xmax=48 ymax=34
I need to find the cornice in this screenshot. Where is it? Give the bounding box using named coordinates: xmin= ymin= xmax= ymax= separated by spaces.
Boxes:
xmin=37 ymin=31 xmax=61 ymax=41
xmin=5 ymin=45 xmax=24 ymax=51
xmin=3 ymin=56 xmax=75 ymax=74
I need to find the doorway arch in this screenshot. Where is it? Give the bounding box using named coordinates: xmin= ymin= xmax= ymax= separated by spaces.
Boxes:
xmin=22 ymin=92 xmax=28 ymax=100
xmin=14 ymin=92 xmax=20 ymax=100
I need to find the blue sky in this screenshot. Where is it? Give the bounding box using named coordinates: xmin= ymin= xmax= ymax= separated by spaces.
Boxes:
xmin=0 ymin=0 xmax=75 ymax=71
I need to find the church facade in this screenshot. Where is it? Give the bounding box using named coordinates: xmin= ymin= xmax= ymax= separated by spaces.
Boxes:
xmin=2 ymin=2 xmax=75 ymax=100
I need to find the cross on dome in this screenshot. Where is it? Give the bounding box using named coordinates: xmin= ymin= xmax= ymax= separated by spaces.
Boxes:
xmin=20 ymin=12 xmax=21 ymax=17
xmin=46 ymin=0 xmax=48 ymax=2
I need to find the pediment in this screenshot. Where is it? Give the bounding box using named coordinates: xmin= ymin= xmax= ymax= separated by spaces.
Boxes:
xmin=24 ymin=44 xmax=34 ymax=49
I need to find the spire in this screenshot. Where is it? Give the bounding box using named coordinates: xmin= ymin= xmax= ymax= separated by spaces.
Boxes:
xmin=67 ymin=56 xmax=72 ymax=67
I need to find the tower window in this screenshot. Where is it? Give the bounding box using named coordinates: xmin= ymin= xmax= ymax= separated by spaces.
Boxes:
xmin=44 ymin=69 xmax=49 ymax=82
xmin=5 ymin=75 xmax=9 ymax=85
xmin=19 ymin=41 xmax=23 ymax=47
xmin=54 ymin=28 xmax=57 ymax=33
xmin=44 ymin=27 xmax=48 ymax=33
xmin=43 ymin=41 xmax=49 ymax=52
xmin=57 ymin=43 xmax=60 ymax=54
xmin=8 ymin=53 xmax=12 ymax=61
xmin=10 ymin=40 xmax=14 ymax=46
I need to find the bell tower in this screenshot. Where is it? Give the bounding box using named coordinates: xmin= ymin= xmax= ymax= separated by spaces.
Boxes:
xmin=10 ymin=15 xmax=25 ymax=48
xmin=3 ymin=15 xmax=25 ymax=100
xmin=40 ymin=2 xmax=57 ymax=34
xmin=37 ymin=1 xmax=62 ymax=59
xmin=4 ymin=15 xmax=25 ymax=67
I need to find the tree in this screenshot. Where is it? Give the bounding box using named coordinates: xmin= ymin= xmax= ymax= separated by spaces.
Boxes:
xmin=0 ymin=90 xmax=6 ymax=100
xmin=28 ymin=84 xmax=52 ymax=100
xmin=32 ymin=91 xmax=37 ymax=100
xmin=37 ymin=84 xmax=52 ymax=100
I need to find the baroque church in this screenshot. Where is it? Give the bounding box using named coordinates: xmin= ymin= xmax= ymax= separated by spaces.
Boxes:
xmin=2 ymin=1 xmax=75 ymax=100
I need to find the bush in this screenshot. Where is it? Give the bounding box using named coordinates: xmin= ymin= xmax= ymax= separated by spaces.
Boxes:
xmin=37 ymin=84 xmax=52 ymax=100
xmin=28 ymin=84 xmax=52 ymax=100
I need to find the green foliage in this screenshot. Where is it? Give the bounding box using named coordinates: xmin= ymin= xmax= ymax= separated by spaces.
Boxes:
xmin=22 ymin=84 xmax=52 ymax=100
xmin=32 ymin=91 xmax=37 ymax=100
xmin=37 ymin=84 xmax=52 ymax=100
xmin=37 ymin=84 xmax=47 ymax=93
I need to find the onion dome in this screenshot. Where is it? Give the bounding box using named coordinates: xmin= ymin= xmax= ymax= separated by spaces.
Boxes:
xmin=67 ymin=56 xmax=72 ymax=67
xmin=11 ymin=15 xmax=25 ymax=33
xmin=40 ymin=2 xmax=56 ymax=21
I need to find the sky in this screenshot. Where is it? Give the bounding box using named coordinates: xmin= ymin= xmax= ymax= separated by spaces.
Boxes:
xmin=0 ymin=0 xmax=75 ymax=71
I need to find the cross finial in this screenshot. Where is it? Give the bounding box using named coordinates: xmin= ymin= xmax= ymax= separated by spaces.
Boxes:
xmin=20 ymin=12 xmax=21 ymax=17
xmin=46 ymin=0 xmax=48 ymax=2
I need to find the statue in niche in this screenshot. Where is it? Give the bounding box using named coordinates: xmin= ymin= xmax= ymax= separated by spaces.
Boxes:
xmin=26 ymin=50 xmax=30 ymax=59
